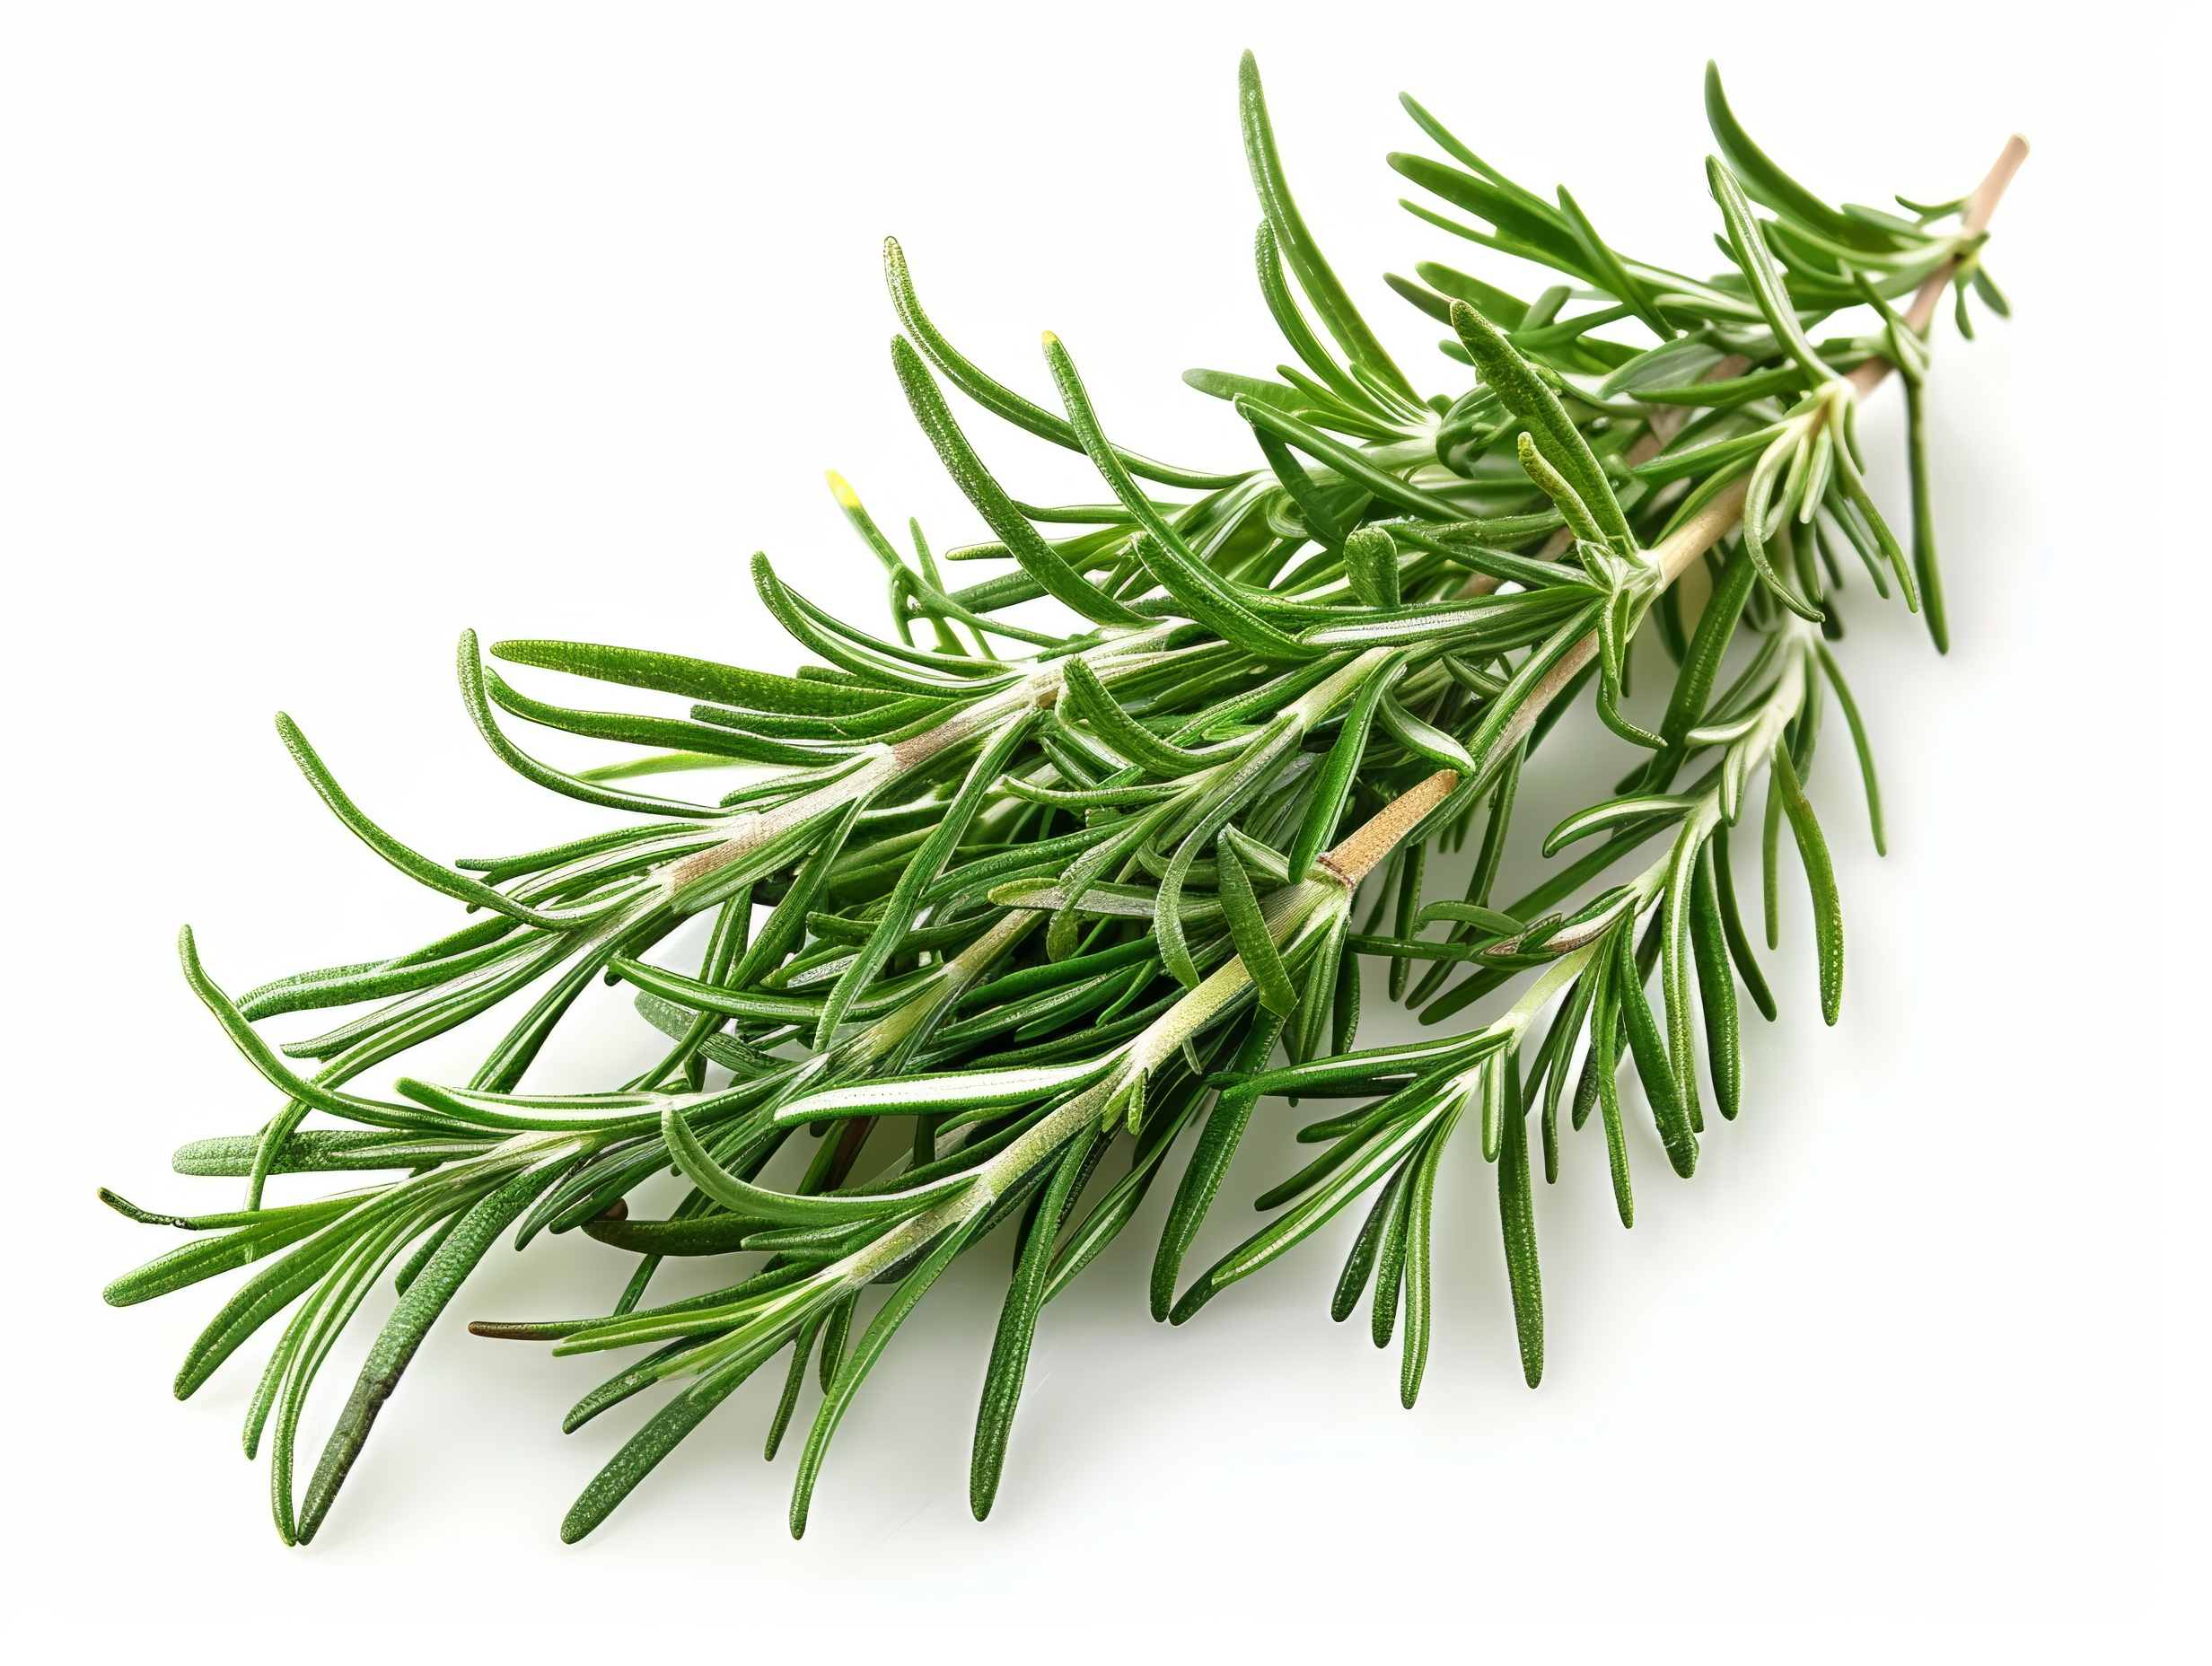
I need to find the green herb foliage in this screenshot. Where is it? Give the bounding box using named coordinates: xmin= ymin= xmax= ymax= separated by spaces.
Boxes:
xmin=103 ymin=52 xmax=2016 ymax=1544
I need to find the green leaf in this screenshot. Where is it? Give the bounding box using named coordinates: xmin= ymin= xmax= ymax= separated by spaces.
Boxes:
xmin=174 ymin=927 xmax=432 ymax=1134
xmin=1903 ymin=380 xmax=1949 ymax=653
xmin=1705 ymin=158 xmax=1837 ymax=386
xmin=1514 ymin=433 xmax=1602 ymax=546
xmin=1369 ymin=1156 xmax=1416 ymax=1348
xmin=1659 ymin=814 xmax=1712 ymax=1131
xmin=1152 ymin=719 xmax=1302 ymax=989
xmin=563 ymin=1344 xmax=781 ymax=1543
xmin=763 ymin=1316 xmax=827 ymax=1460
xmin=812 ymin=709 xmax=1038 ymax=1046
xmin=1041 ymin=1074 xmax=1201 ymax=1302
xmin=1239 ymin=53 xmax=1418 ymax=403
xmin=891 ymin=337 xmax=1147 ymax=627
xmin=1250 ymin=223 xmax=1376 ymax=413
xmin=1555 ymin=184 xmax=1671 ymax=339
xmin=1771 ymin=749 xmax=1845 ymax=1024
xmin=295 ymin=1159 xmax=567 ymax=1543
xmin=101 ymin=1195 xmax=366 ymax=1308
xmin=1388 ymin=153 xmax=1590 ymax=277
xmin=1703 ymin=64 xmax=1894 ymax=253
xmin=1712 ymin=821 xmax=1777 ymax=1022
xmin=1233 ymin=395 xmax=1469 ymax=522
xmin=274 ymin=715 xmax=640 ymax=934
xmin=1410 ymin=259 xmax=1528 ymax=330
xmin=1739 ymin=431 xmax=1828 ymax=624
xmin=1341 ymin=525 xmax=1400 ymax=609
xmin=1059 ymin=656 xmax=1230 ymax=776
xmin=1543 ymin=794 xmax=1696 ymax=856
xmin=1611 ymin=924 xmax=1698 ymax=1179
xmin=1658 ymin=543 xmax=1760 ymax=749
xmin=491 ymin=638 xmax=897 ymax=715
xmin=1397 ymin=1096 xmax=1462 ymax=1407
xmin=1447 ymin=303 xmax=1633 ymax=556
xmin=1497 ymin=1068 xmax=1544 ymax=1388
xmin=1377 ymin=686 xmax=1475 ymax=775
xmin=1689 ymin=842 xmax=1742 ymax=1122
xmin=790 ymin=1207 xmax=990 ymax=1538
xmin=1044 ymin=336 xmax=1318 ymax=660
xmin=1827 ymin=415 xmax=1919 ymax=609
xmin=990 ymin=874 xmax=1223 ymax=927
xmin=884 ymin=236 xmax=1238 ymax=491
xmin=970 ymin=1127 xmax=1098 ymax=1519
xmin=1586 ymin=961 xmax=1636 ymax=1226
xmin=1171 ymin=1098 xmax=1444 ymax=1327
xmin=1539 ymin=967 xmax=1599 ymax=1157
xmin=1331 ymin=1158 xmax=1411 ymax=1323
xmin=1150 ymin=1013 xmax=1286 ymax=1320
xmin=664 ymin=1100 xmax=971 ymax=1226
xmin=1413 ymin=901 xmax=1523 ymax=937
xmin=1216 ymin=846 xmax=1298 ymax=1017
xmin=583 ymin=1211 xmax=764 ymax=1257
xmin=773 ymin=1057 xmax=1113 ymax=1131
xmin=1815 ymin=644 xmax=1885 ymax=854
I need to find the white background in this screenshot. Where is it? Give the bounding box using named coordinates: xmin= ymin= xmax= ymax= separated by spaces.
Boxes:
xmin=3 ymin=2 xmax=2200 ymax=1659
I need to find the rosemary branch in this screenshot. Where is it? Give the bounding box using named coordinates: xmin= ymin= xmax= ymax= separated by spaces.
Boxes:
xmin=101 ymin=51 xmax=2021 ymax=1546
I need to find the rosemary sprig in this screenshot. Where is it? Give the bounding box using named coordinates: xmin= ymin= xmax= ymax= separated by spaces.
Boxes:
xmin=103 ymin=51 xmax=2022 ymax=1544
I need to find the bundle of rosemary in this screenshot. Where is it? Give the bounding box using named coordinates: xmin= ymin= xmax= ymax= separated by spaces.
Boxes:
xmin=101 ymin=53 xmax=2021 ymax=1546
